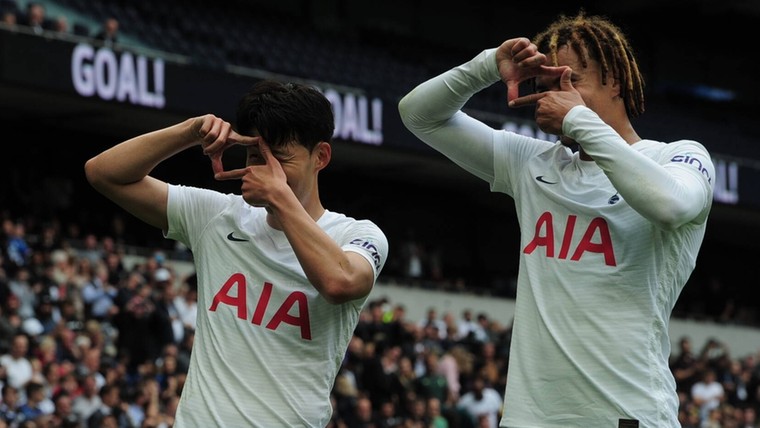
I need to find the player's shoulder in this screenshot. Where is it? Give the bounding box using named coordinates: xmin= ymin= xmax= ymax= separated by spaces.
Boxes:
xmin=322 ymin=210 xmax=387 ymax=243
xmin=635 ymin=139 xmax=712 ymax=161
xmin=321 ymin=210 xmax=383 ymax=231
xmin=168 ymin=184 xmax=248 ymax=218
xmin=667 ymin=139 xmax=711 ymax=154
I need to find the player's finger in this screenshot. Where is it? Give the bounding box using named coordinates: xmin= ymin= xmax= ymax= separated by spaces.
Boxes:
xmin=210 ymin=153 xmax=224 ymax=175
xmin=509 ymin=92 xmax=545 ymax=108
xmin=228 ymin=132 xmax=260 ymax=147
xmin=559 ymin=67 xmax=574 ymax=90
xmin=257 ymin=138 xmax=275 ymax=163
xmin=202 ymin=120 xmax=231 ymax=155
xmin=538 ymin=65 xmax=568 ymax=78
xmin=506 ymin=81 xmax=521 ymax=104
xmin=214 ymin=167 xmax=249 ymax=181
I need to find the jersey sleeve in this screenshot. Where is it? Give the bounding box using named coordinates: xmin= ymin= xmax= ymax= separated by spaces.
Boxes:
xmin=399 ymin=48 xmax=555 ymax=195
xmin=563 ymin=106 xmax=715 ymax=229
xmin=165 ymin=184 xmax=233 ymax=249
xmin=398 ymin=48 xmax=505 ymax=183
xmin=339 ymin=220 xmax=389 ymax=280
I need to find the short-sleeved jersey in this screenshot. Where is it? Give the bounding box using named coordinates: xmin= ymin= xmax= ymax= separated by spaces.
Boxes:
xmin=165 ymin=184 xmax=388 ymax=428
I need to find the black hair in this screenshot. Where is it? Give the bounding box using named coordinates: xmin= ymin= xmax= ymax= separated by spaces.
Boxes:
xmin=236 ymin=80 xmax=335 ymax=152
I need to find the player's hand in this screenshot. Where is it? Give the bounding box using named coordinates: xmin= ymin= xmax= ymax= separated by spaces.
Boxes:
xmin=214 ymin=138 xmax=289 ymax=208
xmin=193 ymin=114 xmax=258 ymax=176
xmin=509 ymin=67 xmax=584 ymax=135
xmin=496 ymin=38 xmax=566 ymax=103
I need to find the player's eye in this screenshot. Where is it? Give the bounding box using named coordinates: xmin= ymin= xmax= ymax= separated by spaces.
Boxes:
xmin=247 ymin=149 xmax=265 ymax=164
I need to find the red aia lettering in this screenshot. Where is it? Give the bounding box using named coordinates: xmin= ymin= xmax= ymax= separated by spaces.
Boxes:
xmin=523 ymin=212 xmax=616 ymax=266
xmin=209 ymin=275 xmax=312 ymax=340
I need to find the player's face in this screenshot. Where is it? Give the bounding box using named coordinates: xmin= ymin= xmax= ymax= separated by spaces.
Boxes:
xmin=536 ymin=45 xmax=613 ymax=147
xmin=246 ymin=141 xmax=330 ymax=202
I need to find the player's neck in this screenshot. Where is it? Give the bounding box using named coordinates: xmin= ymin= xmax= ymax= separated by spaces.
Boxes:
xmin=265 ymin=202 xmax=325 ymax=231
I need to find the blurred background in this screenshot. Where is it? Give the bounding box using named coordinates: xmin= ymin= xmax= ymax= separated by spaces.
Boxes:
xmin=1 ymin=1 xmax=759 ymax=427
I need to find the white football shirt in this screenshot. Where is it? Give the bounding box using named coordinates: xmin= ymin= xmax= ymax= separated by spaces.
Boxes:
xmin=399 ymin=48 xmax=715 ymax=428
xmin=165 ymin=184 xmax=388 ymax=427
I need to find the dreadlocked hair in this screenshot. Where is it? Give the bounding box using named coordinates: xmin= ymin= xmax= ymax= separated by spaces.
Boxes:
xmin=534 ymin=10 xmax=645 ymax=117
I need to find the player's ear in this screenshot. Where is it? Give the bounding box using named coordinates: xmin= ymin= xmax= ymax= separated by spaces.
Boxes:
xmin=608 ymin=77 xmax=621 ymax=98
xmin=314 ymin=142 xmax=331 ymax=171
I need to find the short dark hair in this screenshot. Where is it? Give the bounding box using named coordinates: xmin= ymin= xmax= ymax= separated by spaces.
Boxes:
xmin=236 ymin=80 xmax=335 ymax=152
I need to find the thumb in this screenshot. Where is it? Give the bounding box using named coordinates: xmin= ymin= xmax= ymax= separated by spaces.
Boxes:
xmin=560 ymin=67 xmax=573 ymax=91
xmin=257 ymin=138 xmax=275 ymax=164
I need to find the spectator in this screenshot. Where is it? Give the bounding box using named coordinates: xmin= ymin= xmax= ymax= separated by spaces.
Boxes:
xmin=456 ymin=376 xmax=502 ymax=428
xmin=172 ymin=273 xmax=197 ymax=333
xmin=671 ymin=336 xmax=701 ymax=394
xmin=417 ymin=307 xmax=447 ymax=341
xmin=691 ymin=368 xmax=726 ymax=423
xmin=473 ymin=341 xmax=505 ymax=393
xmin=405 ymin=396 xmax=429 ymax=427
xmin=375 ymin=399 xmax=404 ymax=428
xmin=355 ymin=299 xmax=394 ymax=346
xmin=360 ymin=342 xmax=403 ymax=412
xmin=427 ymin=397 xmax=449 ymax=428
xmin=94 ymin=17 xmax=118 ymax=47
xmin=1 ymin=10 xmax=17 ymax=27
xmin=76 ymin=234 xmax=103 ymax=266
xmin=50 ymin=15 xmax=68 ymax=34
xmin=0 ymin=384 xmax=20 ymax=426
xmin=721 ymin=359 xmax=751 ymax=408
xmin=151 ymin=271 xmax=183 ymax=347
xmin=86 ymin=383 xmax=127 ymax=428
xmin=50 ymin=391 xmax=80 ymax=428
xmin=114 ymin=281 xmax=155 ymax=371
xmin=32 ymin=295 xmax=57 ymax=336
xmin=456 ymin=309 xmax=481 ymax=341
xmin=17 ymin=381 xmax=48 ymax=423
xmin=0 ymin=302 xmax=18 ymax=354
xmin=5 ymin=221 xmax=31 ymax=270
xmin=0 ymin=333 xmax=33 ymax=390
xmin=346 ymin=395 xmax=374 ymax=428
xmin=80 ymin=261 xmax=117 ymax=322
xmin=739 ymin=406 xmax=758 ymax=428
xmin=8 ymin=268 xmax=34 ymax=320
xmin=71 ymin=373 xmax=101 ymax=423
xmin=415 ymin=351 xmax=449 ymax=404
xmin=437 ymin=345 xmax=471 ymax=403
xmin=17 ymin=2 xmax=47 ymax=35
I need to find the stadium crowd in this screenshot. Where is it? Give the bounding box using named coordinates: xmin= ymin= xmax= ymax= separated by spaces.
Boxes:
xmin=0 ymin=211 xmax=759 ymax=428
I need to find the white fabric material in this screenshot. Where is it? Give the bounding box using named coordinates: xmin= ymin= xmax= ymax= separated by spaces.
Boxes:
xmin=165 ymin=184 xmax=388 ymax=428
xmin=399 ymin=48 xmax=714 ymax=428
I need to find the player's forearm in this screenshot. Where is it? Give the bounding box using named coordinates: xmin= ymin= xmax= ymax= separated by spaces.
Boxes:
xmin=398 ymin=48 xmax=502 ymax=181
xmin=86 ymin=119 xmax=199 ymax=186
xmin=270 ymin=196 xmax=369 ymax=304
xmin=399 ymin=48 xmax=499 ymax=131
xmin=564 ymin=106 xmax=712 ymax=229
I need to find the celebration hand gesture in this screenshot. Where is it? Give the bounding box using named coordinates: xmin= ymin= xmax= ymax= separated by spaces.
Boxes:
xmin=214 ymin=138 xmax=289 ymax=208
xmin=192 ymin=114 xmax=258 ymax=176
xmin=509 ymin=67 xmax=584 ymax=135
xmin=495 ymin=37 xmax=566 ymax=103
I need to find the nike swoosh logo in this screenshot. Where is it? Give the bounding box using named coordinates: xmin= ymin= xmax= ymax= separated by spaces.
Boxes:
xmin=226 ymin=232 xmax=249 ymax=242
xmin=535 ymin=176 xmax=558 ymax=184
